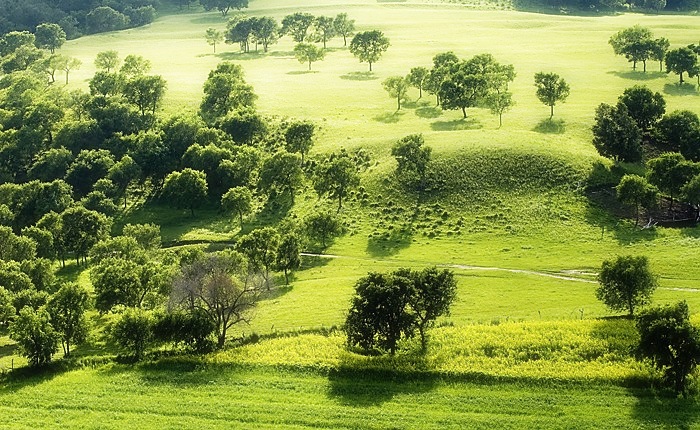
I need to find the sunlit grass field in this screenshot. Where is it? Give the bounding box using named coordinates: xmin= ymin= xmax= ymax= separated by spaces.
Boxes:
xmin=2 ymin=0 xmax=700 ymax=427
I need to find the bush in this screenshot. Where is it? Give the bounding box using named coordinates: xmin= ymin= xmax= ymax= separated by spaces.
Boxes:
xmin=9 ymin=307 xmax=59 ymax=367
xmin=111 ymin=308 xmax=153 ymax=360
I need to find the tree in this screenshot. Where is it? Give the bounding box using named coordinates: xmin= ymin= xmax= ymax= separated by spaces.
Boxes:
xmin=120 ymin=55 xmax=151 ymax=77
xmin=333 ymin=13 xmax=355 ymax=46
xmin=616 ymin=175 xmax=659 ymax=226
xmin=682 ymin=174 xmax=700 ymax=221
xmin=199 ymin=62 xmax=256 ymax=122
xmin=592 ymin=103 xmax=643 ymax=163
xmin=485 ymin=91 xmax=514 ymax=128
xmin=122 ymin=223 xmax=161 ymax=251
xmin=407 ymin=66 xmax=429 ymax=99
xmin=122 ymin=74 xmax=167 ymax=119
xmin=225 ymin=16 xmax=254 ymax=53
xmin=313 ymin=152 xmax=360 ymax=211
xmin=259 ymin=151 xmax=304 ymax=203
xmin=162 ymin=168 xmax=208 ymax=217
xmin=221 ymin=186 xmax=253 ymax=225
xmin=86 ymin=7 xmax=130 ymax=34
xmin=250 ymin=17 xmax=279 ymax=52
xmin=34 ymin=23 xmax=66 ymax=54
xmin=94 ymin=50 xmax=119 ymax=72
xmin=60 ymin=206 xmax=111 ymax=265
xmin=0 ymin=288 xmax=15 ymax=326
xmin=405 ymin=267 xmax=457 ymax=351
xmin=152 ymin=309 xmax=216 ymax=353
xmin=200 ymin=0 xmax=248 ymax=16
xmin=609 ymin=26 xmax=655 ymax=71
xmin=205 ymin=28 xmax=224 ymax=53
xmin=534 ymin=72 xmax=570 ymax=119
xmin=665 ymin=47 xmax=698 ymax=84
xmin=651 ymin=37 xmax=670 ymax=72
xmin=392 ymin=134 xmax=431 ymax=193
xmin=382 ymin=76 xmax=409 ymax=110
xmin=349 ymin=30 xmax=390 ymax=72
xmin=304 ymin=210 xmax=342 ymax=250
xmin=655 ymin=110 xmax=700 ymax=154
xmin=313 ymin=16 xmax=335 ymax=49
xmin=237 ymin=227 xmax=280 ymax=289
xmin=9 ymin=307 xmax=59 ymax=367
xmin=617 ymin=86 xmax=665 ymax=131
xmin=47 ymin=283 xmax=90 ymax=357
xmin=596 ymin=255 xmax=657 ymax=317
xmin=108 ymin=155 xmax=142 ymax=208
xmin=284 ymin=121 xmax=315 ymax=164
xmin=293 ymin=43 xmax=325 ymax=71
xmin=636 ymin=301 xmax=700 ymax=394
xmin=65 ymin=149 xmax=115 ymax=197
xmin=425 ymin=51 xmax=460 ymax=105
xmin=111 ymin=308 xmax=153 ymax=360
xmin=281 ymin=13 xmax=315 ymax=43
xmin=646 ymin=152 xmax=700 ymax=213
xmin=275 ymin=233 xmax=301 ymax=285
xmin=61 ymin=57 xmax=81 ymax=84
xmin=170 ymin=251 xmax=260 ymax=348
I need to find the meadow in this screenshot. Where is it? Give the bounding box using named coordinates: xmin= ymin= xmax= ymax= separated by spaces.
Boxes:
xmin=2 ymin=0 xmax=700 ymax=426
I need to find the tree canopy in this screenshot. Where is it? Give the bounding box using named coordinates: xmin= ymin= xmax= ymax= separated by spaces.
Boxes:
xmin=349 ymin=30 xmax=389 ymax=72
xmin=596 ymin=255 xmax=657 ymax=316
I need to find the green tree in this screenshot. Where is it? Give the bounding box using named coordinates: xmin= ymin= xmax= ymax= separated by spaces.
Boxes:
xmin=665 ymin=47 xmax=698 ymax=84
xmin=646 ymin=152 xmax=700 ymax=213
xmin=250 ymin=17 xmax=280 ymax=52
xmin=221 ymin=186 xmax=253 ymax=225
xmin=47 ymin=283 xmax=90 ymax=357
xmin=60 ymin=206 xmax=111 ymax=265
xmin=304 ymin=210 xmax=342 ymax=250
xmin=382 ymin=76 xmax=409 ymax=110
xmin=61 ymin=57 xmax=81 ymax=84
xmin=333 ymin=13 xmax=355 ymax=46
xmin=616 ymin=174 xmax=659 ymax=226
xmin=111 ymin=308 xmax=153 ymax=360
xmin=407 ymin=66 xmax=429 ymax=99
xmin=636 ymin=301 xmax=700 ymax=394
xmin=108 ymin=155 xmax=142 ymax=208
xmin=259 ymin=151 xmax=304 ymax=203
xmin=591 ymin=103 xmax=643 ymax=163
xmin=122 ymin=74 xmax=167 ymax=120
xmin=120 ymin=55 xmax=152 ymax=77
xmin=682 ymin=174 xmax=700 ymax=221
xmin=86 ymin=6 xmax=129 ymax=34
xmin=0 ymin=287 xmax=15 ymax=326
xmin=313 ymin=152 xmax=360 ymax=211
xmin=293 ymin=43 xmax=325 ymax=70
xmin=205 ymin=27 xmax=224 ymax=53
xmin=391 ymin=134 xmax=431 ymax=193
xmin=34 ymin=23 xmax=66 ymax=54
xmin=237 ymin=227 xmax=280 ymax=289
xmin=407 ymin=267 xmax=457 ymax=351
xmin=651 ymin=37 xmax=670 ymax=72
xmin=534 ymin=72 xmax=570 ymax=119
xmin=225 ymin=16 xmax=254 ymax=52
xmin=609 ymin=25 xmax=655 ymax=71
xmin=9 ymin=307 xmax=59 ymax=367
xmin=349 ymin=30 xmax=390 ymax=72
xmin=312 ymin=16 xmax=335 ymax=49
xmin=94 ymin=50 xmax=119 ymax=72
xmin=170 ymin=251 xmax=259 ymax=348
xmin=281 ymin=12 xmax=315 ymax=43
xmin=617 ymin=85 xmax=665 ymax=131
xmin=426 ymin=51 xmax=460 ymax=105
xmin=200 ymin=0 xmax=248 ymax=16
xmin=162 ymin=168 xmax=209 ymax=217
xmin=122 ymin=223 xmax=161 ymax=251
xmin=655 ymin=110 xmax=700 ymax=155
xmin=199 ymin=62 xmax=256 ymax=122
xmin=275 ymin=232 xmax=301 ymax=285
xmin=485 ymin=91 xmax=514 ymax=128
xmin=65 ymin=149 xmax=115 ymax=197
xmin=596 ymin=255 xmax=657 ymax=317
xmin=284 ymin=121 xmax=315 ymax=164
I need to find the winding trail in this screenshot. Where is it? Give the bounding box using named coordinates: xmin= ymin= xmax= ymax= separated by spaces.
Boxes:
xmin=300 ymin=253 xmax=700 ymax=293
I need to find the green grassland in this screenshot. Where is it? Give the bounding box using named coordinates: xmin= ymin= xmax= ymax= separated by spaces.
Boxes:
xmin=2 ymin=0 xmax=700 ymax=427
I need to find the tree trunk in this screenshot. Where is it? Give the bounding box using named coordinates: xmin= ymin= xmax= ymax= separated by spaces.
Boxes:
xmin=499 ymin=113 xmax=503 ymax=128
xmin=632 ymin=60 xmax=637 ymax=70
xmin=550 ymin=105 xmax=554 ymax=119
xmin=461 ymin=107 xmax=467 ymax=118
xmin=680 ymin=72 xmax=684 ymax=84
xmin=338 ymin=194 xmax=343 ymax=213
xmin=343 ymin=35 xmax=347 ymax=46
xmin=642 ymin=60 xmax=647 ymax=72
xmin=397 ymin=96 xmax=401 ymax=111
xmin=419 ymin=86 xmax=422 ymax=98
xmin=308 ymin=60 xmax=312 ymax=71
xmin=369 ymin=61 xmax=372 ymax=72
xmin=284 ymin=268 xmax=289 ymax=285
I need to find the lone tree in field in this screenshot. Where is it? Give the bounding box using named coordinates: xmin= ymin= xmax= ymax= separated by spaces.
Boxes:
xmin=665 ymin=47 xmax=698 ymax=84
xmin=345 ymin=267 xmax=456 ymax=354
xmin=349 ymin=30 xmax=390 ymax=72
xmin=162 ymin=168 xmax=208 ymax=217
xmin=293 ymin=43 xmax=325 ymax=70
xmin=201 ymin=0 xmax=248 ymax=16
xmin=304 ymin=209 xmax=342 ymax=250
xmin=221 ymin=186 xmax=253 ymax=225
xmin=636 ymin=301 xmax=700 ymax=394
xmin=609 ymin=25 xmax=654 ymax=71
xmin=392 ymin=134 xmax=431 ymax=194
xmin=592 ymin=103 xmax=643 ymax=163
xmin=596 ymin=255 xmax=657 ymax=317
xmin=382 ymin=76 xmax=409 ymax=110
xmin=284 ymin=121 xmax=315 ymax=164
xmin=34 ymin=23 xmax=66 ymax=54
xmin=616 ymin=174 xmax=659 ymax=226
xmin=534 ymin=72 xmax=569 ymax=119
xmin=205 ymin=28 xmax=224 ymax=53
xmin=281 ymin=12 xmax=315 ymax=43
xmin=333 ymin=13 xmax=355 ymax=46
xmin=617 ymin=85 xmax=665 ymax=131
xmin=407 ymin=66 xmax=429 ymax=99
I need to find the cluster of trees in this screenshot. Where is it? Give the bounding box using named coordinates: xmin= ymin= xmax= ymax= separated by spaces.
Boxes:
xmin=610 ymin=25 xmax=699 ymax=84
xmin=590 ymin=85 xmax=700 ymax=223
xmin=0 ymin=0 xmax=156 ymax=39
xmin=595 ymin=255 xmax=700 ymax=394
xmin=535 ymin=0 xmax=698 ymax=12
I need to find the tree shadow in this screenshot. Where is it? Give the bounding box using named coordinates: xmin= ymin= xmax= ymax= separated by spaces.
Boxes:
xmin=327 ymin=352 xmax=435 ymax=407
xmin=287 ymin=70 xmax=320 ymax=75
xmin=415 ymin=105 xmax=442 ymax=119
xmin=663 ymin=83 xmax=698 ymax=97
xmin=268 ymin=51 xmax=295 ymax=58
xmin=430 ymin=118 xmax=481 ymax=131
xmin=533 ymin=118 xmax=566 ymax=134
xmin=189 ymin=15 xmax=226 ymax=25
xmin=608 ymin=70 xmax=666 ymax=81
xmin=216 ymin=51 xmax=267 ymax=61
xmin=629 ymin=387 xmax=699 ymax=429
xmin=366 ymin=226 xmax=413 ymax=257
xmin=374 ymin=111 xmax=405 ymax=123
xmin=300 ymin=253 xmax=334 ymax=269
xmin=340 ymin=72 xmax=377 ymax=81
